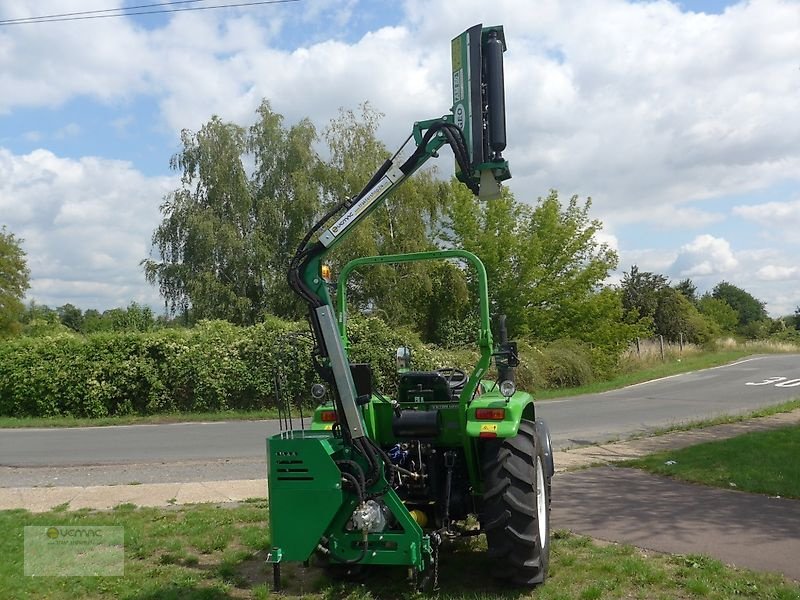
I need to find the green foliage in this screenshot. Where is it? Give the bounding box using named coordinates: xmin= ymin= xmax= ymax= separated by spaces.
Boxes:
xmin=57 ymin=303 xmax=84 ymax=332
xmin=322 ymin=105 xmax=459 ymax=340
xmin=533 ymin=339 xmax=595 ymax=389
xmin=143 ymin=101 xmax=322 ymax=324
xmin=144 ymin=101 xmax=455 ymax=328
xmin=697 ymin=294 xmax=739 ymax=333
xmin=0 ymin=316 xmax=480 ymax=418
xmin=654 ymin=288 xmax=715 ymax=344
xmin=0 ymin=312 xmax=623 ymax=418
xmin=620 ymin=265 xmax=668 ymax=324
xmin=0 ymin=225 xmax=30 ymax=337
xmin=673 ymin=278 xmax=698 ymax=304
xmin=446 ymin=186 xmax=638 ymax=375
xmin=0 ymin=320 xmax=300 ymax=418
xmin=712 ymin=281 xmax=768 ymax=329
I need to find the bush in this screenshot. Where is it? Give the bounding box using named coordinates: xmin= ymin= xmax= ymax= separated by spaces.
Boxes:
xmin=533 ymin=339 xmax=595 ymax=389
xmin=0 ymin=315 xmax=624 ymax=418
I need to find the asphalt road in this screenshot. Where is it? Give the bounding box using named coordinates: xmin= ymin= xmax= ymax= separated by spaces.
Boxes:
xmin=1 ymin=354 xmax=798 ymax=486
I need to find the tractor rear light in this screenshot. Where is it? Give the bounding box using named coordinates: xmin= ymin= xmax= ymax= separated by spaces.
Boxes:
xmin=479 ymin=431 xmax=497 ymax=438
xmin=320 ymin=410 xmax=338 ymax=422
xmin=475 ymin=408 xmax=505 ymax=420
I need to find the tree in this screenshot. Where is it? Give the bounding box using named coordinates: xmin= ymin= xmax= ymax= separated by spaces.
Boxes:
xmin=673 ymin=278 xmax=698 ymax=304
xmin=57 ymin=303 xmax=84 ymax=333
xmin=320 ymin=104 xmax=455 ymax=337
xmin=697 ymin=294 xmax=738 ymax=333
xmin=794 ymin=306 xmax=800 ymax=331
xmin=654 ymin=287 xmax=714 ymax=344
xmin=445 ymin=187 xmax=636 ymax=355
xmin=0 ymin=226 xmax=30 ymax=337
xmin=105 ymin=302 xmax=156 ymax=332
xmin=144 ymin=101 xmax=450 ymax=328
xmin=143 ymin=101 xmax=323 ymax=324
xmin=711 ymin=281 xmax=768 ymax=327
xmin=620 ymin=266 xmax=668 ymax=325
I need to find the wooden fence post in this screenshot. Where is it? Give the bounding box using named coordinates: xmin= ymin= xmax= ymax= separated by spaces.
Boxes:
xmin=659 ymin=335 xmax=664 ymax=361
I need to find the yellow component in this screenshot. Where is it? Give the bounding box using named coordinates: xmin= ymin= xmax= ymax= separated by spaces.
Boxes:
xmin=451 ymin=37 xmax=462 ymax=71
xmin=480 ymin=423 xmax=498 ymax=433
xmin=321 ymin=264 xmax=332 ymax=282
xmin=409 ymin=509 xmax=428 ymax=528
xmin=323 ymin=424 xmax=333 ymax=430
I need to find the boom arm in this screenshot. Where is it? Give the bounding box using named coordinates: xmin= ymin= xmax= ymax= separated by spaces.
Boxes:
xmin=287 ymin=24 xmax=510 ymax=448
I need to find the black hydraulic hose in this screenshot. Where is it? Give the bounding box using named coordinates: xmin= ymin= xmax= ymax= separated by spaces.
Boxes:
xmin=339 ymin=472 xmax=363 ymax=505
xmin=336 ymin=459 xmax=366 ymax=495
xmin=354 ymin=437 xmax=381 ymax=488
xmin=323 ymin=536 xmax=368 ymax=565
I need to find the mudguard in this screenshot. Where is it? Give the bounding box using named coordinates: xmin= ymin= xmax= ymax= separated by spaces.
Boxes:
xmin=534 ymin=418 xmax=555 ymax=478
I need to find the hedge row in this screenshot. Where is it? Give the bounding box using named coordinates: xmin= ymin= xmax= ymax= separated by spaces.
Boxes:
xmin=0 ymin=316 xmax=598 ymax=418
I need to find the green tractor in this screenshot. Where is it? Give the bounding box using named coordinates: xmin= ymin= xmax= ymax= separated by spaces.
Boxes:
xmin=267 ymin=24 xmax=554 ymax=589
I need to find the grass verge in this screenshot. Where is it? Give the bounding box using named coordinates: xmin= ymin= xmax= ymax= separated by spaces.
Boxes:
xmin=626 ymin=424 xmax=800 ymax=498
xmin=0 ymin=409 xmax=287 ymax=429
xmin=535 ymin=350 xmax=752 ymax=399
xmin=2 ymin=503 xmax=799 ymax=599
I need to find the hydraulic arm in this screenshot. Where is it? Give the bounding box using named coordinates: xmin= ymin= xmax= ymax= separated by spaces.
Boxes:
xmin=288 ymin=25 xmax=510 ymax=450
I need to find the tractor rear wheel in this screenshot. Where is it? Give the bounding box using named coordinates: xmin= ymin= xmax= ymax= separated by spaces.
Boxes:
xmin=480 ymin=419 xmax=551 ymax=586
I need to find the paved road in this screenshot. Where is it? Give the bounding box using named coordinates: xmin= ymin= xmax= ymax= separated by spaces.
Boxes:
xmin=1 ymin=354 xmax=798 ymax=486
xmin=537 ymin=354 xmax=800 ymax=448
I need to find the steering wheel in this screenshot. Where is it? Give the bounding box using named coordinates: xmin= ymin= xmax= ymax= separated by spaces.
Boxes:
xmin=436 ymin=367 xmax=468 ymax=388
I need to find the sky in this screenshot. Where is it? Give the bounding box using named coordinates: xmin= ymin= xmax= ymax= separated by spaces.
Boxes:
xmin=1 ymin=0 xmax=799 ymax=317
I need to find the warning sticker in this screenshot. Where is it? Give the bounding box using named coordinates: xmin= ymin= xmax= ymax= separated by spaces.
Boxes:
xmin=329 ymin=175 xmax=392 ymax=237
xmin=480 ymin=423 xmax=498 ymax=433
xmin=452 ymin=37 xmax=462 ymax=71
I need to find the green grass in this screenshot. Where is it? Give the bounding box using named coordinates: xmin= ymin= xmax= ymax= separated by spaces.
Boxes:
xmin=0 ymin=408 xmax=286 ymax=429
xmin=2 ymin=503 xmax=799 ymax=599
xmin=627 ymin=425 xmax=800 ymax=498
xmin=536 ymin=350 xmax=751 ymax=400
xmin=642 ymin=398 xmax=800 ymax=438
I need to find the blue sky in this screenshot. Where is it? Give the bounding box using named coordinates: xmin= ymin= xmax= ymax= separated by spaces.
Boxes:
xmin=1 ymin=0 xmax=799 ymax=315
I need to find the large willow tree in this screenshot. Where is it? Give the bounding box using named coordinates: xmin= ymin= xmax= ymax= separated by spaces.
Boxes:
xmin=144 ymin=101 xmax=450 ymax=326
xmin=0 ymin=225 xmax=30 ymax=337
xmin=143 ymin=101 xmax=321 ymax=324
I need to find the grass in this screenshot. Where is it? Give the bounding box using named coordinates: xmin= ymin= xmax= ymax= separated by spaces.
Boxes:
xmin=627 ymin=424 xmax=800 ymax=498
xmin=535 ymin=349 xmax=752 ymax=400
xmin=644 ymin=398 xmax=800 ymax=438
xmin=2 ymin=502 xmax=798 ymax=600
xmin=0 ymin=408 xmax=285 ymax=429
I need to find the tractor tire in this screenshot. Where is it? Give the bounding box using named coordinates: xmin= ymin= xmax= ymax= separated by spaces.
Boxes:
xmin=480 ymin=419 xmax=551 ymax=586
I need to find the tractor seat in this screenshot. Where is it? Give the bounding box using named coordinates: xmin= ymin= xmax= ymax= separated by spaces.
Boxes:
xmin=397 ymin=371 xmax=453 ymax=404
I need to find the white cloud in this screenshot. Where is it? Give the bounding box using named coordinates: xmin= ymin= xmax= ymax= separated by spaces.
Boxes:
xmin=1 ymin=0 xmax=800 ymax=313
xmin=0 ymin=148 xmax=175 ymax=310
xmin=671 ymin=234 xmax=738 ymax=276
xmin=733 ymin=199 xmax=800 ymax=241
xmin=756 ymin=265 xmax=800 ymax=282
